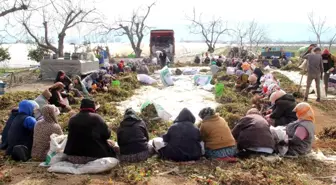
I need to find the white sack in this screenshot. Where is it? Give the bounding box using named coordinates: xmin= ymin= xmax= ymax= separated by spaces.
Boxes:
xmin=137 ymin=74 xmax=157 ymax=84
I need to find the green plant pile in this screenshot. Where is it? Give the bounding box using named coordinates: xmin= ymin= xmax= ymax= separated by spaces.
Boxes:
xmin=272 ymin=71 xmax=303 ymax=98
xmin=318 ymin=126 xmax=336 ymax=140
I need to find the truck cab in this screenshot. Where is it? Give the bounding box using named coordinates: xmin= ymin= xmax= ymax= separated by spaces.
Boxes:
xmin=150 ymin=29 xmax=175 ymax=63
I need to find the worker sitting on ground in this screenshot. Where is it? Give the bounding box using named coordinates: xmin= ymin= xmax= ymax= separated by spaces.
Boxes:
xmin=198 ymin=107 xmax=236 ymax=159
xmin=117 ymin=108 xmax=150 ymax=163
xmin=271 ymin=57 xmax=281 ymax=68
xmin=232 ymin=108 xmax=275 ymax=158
xmin=210 ymin=61 xmax=221 ymax=75
xmin=284 ymin=102 xmax=315 ymax=156
xmin=54 ymin=70 xmax=72 ymax=92
xmin=243 ymin=74 xmax=260 ymax=94
xmin=157 ymin=108 xmax=202 ymax=162
xmin=49 ymin=82 xmax=71 ymax=112
xmin=235 ymin=70 xmax=249 ymax=92
xmin=265 ymin=90 xmax=297 ymax=127
xmin=64 ymin=99 xmax=117 ymax=164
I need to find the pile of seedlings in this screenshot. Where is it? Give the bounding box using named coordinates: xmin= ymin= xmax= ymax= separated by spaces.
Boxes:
xmin=318 ymin=126 xmax=336 ymax=140
xmin=272 ymin=71 xmax=303 ymax=98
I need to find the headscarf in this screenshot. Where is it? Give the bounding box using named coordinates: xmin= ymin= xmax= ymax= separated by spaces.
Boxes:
xmin=41 ymin=105 xmax=59 ymax=123
xmin=50 ymin=82 xmax=65 ymax=90
xmin=54 ymin=70 xmax=65 ymax=83
xmin=246 ymin=108 xmax=261 ymax=115
xmin=248 ymin=74 xmax=258 ymax=84
xmin=322 ymin=48 xmax=330 ymax=55
xmin=235 ymin=70 xmax=244 ymax=77
xmin=269 ymin=90 xmax=286 ymax=105
xmin=73 ymin=75 xmax=89 ymax=97
xmin=199 ymin=107 xmax=215 ymax=120
xmin=266 ymin=83 xmax=280 ymax=96
xmin=260 ymin=73 xmax=274 ymax=83
xmin=293 ymin=102 xmax=315 ymax=123
xmin=241 ymin=62 xmax=250 ymax=71
xmin=211 ymin=61 xmax=216 ymax=65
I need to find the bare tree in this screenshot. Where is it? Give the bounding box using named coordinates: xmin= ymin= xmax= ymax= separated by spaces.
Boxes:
xmin=233 ymin=22 xmax=248 ymax=50
xmin=307 ymin=11 xmax=329 ymax=47
xmin=103 ymin=2 xmax=155 ymax=58
xmin=21 ymin=0 xmax=100 ymax=57
xmin=0 ymin=0 xmax=30 ymax=17
xmin=186 ymin=8 xmax=229 ymax=53
xmin=247 ymin=20 xmax=267 ymax=52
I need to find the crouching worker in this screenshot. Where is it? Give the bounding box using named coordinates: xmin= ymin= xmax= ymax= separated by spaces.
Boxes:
xmin=265 ymin=90 xmax=297 ymax=127
xmin=6 ymin=100 xmax=38 ymax=161
xmin=244 ymin=74 xmax=260 ymax=94
xmin=32 ymin=105 xmax=63 ymax=161
xmin=64 ymin=99 xmax=117 ymax=164
xmin=158 ymin=108 xmax=202 ymax=162
xmin=199 ymin=108 xmax=236 ymax=159
xmin=285 ymin=102 xmax=315 ymax=156
xmin=235 ymin=70 xmax=249 ymax=92
xmin=232 ymin=108 xmax=275 ymax=158
xmin=117 ymin=108 xmax=150 ymax=163
xmin=0 ymin=108 xmax=19 ymax=150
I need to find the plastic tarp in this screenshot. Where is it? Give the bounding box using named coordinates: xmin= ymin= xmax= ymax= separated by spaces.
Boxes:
xmin=40 ymin=59 xmax=99 ymax=80
xmin=194 ymin=75 xmax=212 ymax=86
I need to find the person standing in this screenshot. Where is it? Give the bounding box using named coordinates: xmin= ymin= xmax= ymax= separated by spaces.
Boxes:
xmin=303 ymin=47 xmax=324 ymax=102
xmin=321 ymin=49 xmax=336 ymax=96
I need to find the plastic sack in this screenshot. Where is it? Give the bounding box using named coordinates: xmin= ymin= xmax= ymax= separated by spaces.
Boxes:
xmin=141 ymin=100 xmax=172 ymax=121
xmin=270 ymin=126 xmax=288 ymax=156
xmin=264 ymin=65 xmax=271 ymax=71
xmin=39 ymin=134 xmax=67 ymax=167
xmin=160 ymin=66 xmax=174 ymax=86
xmin=48 ymin=157 xmax=119 ymax=175
xmin=202 ymin=84 xmax=214 ymax=91
xmin=194 ymin=75 xmax=212 ymax=86
xmin=183 ymin=68 xmax=199 ymax=75
xmin=319 ymin=80 xmax=327 ymax=99
xmin=215 ymin=83 xmax=224 ymax=97
xmin=137 ymin=74 xmax=157 ymax=84
xmin=226 ymin=67 xmax=235 ymax=75
xmin=149 ymin=137 xmax=167 ymax=152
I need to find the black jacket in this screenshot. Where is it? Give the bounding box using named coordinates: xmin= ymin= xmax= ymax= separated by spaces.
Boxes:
xmin=272 ymin=58 xmax=281 ymax=68
xmin=64 ymin=111 xmax=116 ymax=158
xmin=253 ymin=68 xmax=264 ymax=84
xmin=55 ymin=71 xmax=72 ymax=92
xmin=49 ymin=88 xmax=67 ymax=108
xmin=159 ymin=108 xmax=202 ymax=162
xmin=6 ymin=114 xmax=32 ymax=155
xmin=117 ymin=110 xmax=149 ymax=155
xmin=322 ymin=54 xmax=335 ymax=72
xmin=0 ymin=109 xmax=18 ymax=150
xmin=270 ymin=94 xmax=297 ymax=126
xmin=232 ymin=114 xmax=275 ymax=151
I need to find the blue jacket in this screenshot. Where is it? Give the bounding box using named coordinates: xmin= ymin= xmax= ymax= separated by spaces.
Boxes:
xmin=159 ymin=108 xmax=202 ymax=162
xmin=6 ymin=100 xmax=37 ymax=155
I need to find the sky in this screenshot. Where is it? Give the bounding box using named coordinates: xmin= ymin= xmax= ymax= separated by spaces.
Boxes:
xmin=2 ymin=0 xmax=336 ymax=43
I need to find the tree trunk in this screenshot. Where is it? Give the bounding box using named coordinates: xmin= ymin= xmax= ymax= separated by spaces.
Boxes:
xmin=135 ymin=47 xmax=142 ymax=58
xmin=58 ymin=33 xmax=66 ymax=57
xmin=208 ymin=46 xmax=215 ymax=53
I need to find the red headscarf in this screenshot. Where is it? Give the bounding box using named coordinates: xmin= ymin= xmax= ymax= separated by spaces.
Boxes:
xmin=118 ymin=60 xmax=124 ymax=69
xmin=322 ymin=48 xmax=330 ymax=55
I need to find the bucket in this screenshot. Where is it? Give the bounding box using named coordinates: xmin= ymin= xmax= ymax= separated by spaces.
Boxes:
xmin=215 ymin=83 xmax=224 ymax=97
xmin=0 ymin=82 xmax=6 ymax=95
xmin=112 ymin=80 xmax=120 ymax=87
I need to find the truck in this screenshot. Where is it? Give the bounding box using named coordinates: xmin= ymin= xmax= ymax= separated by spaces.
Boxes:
xmin=150 ymin=29 xmax=175 ymax=63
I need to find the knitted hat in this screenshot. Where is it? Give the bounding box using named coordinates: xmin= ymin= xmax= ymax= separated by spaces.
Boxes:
xmin=80 ymin=99 xmax=95 ymax=109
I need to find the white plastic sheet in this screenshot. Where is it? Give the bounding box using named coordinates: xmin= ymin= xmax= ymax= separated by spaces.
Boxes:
xmin=39 ymin=134 xmax=67 ymax=167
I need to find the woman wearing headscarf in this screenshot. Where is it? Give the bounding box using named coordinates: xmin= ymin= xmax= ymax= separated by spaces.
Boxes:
xmin=31 ymin=105 xmax=63 ymax=161
xmin=198 ymin=107 xmax=236 ymax=159
xmin=158 ymin=108 xmax=202 ymax=162
xmin=252 ymin=66 xmax=264 ymax=84
xmin=265 ymin=90 xmax=297 ymax=127
xmin=54 ymin=70 xmax=72 ymax=92
xmin=64 ymin=99 xmax=116 ymax=164
xmin=210 ymin=61 xmax=221 ymax=75
xmin=0 ymin=108 xmax=19 ymax=150
xmin=72 ymin=75 xmax=89 ymax=98
xmin=241 ymin=62 xmax=252 ymax=75
xmin=235 ymin=70 xmax=249 ymax=91
xmin=321 ymin=48 xmax=336 ymax=96
xmin=285 ymin=102 xmax=315 ymax=156
xmin=49 ymin=82 xmax=71 ymax=112
xmin=232 ymin=108 xmax=275 ymax=158
xmin=117 ymin=108 xmax=150 ymax=163
xmin=6 ymin=100 xmax=38 ymax=161
xmin=245 ymin=74 xmax=260 ymax=93
xmin=82 ymin=72 xmax=99 ymax=92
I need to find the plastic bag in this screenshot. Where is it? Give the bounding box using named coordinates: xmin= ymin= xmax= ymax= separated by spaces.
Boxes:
xmin=299 ymin=59 xmax=307 ymax=70
xmin=202 ymin=84 xmax=214 ymax=91
xmin=319 ymin=80 xmax=327 ymax=99
xmin=226 ymin=67 xmax=235 ymax=75
xmin=141 ymin=100 xmax=172 ymax=121
xmin=137 ymin=74 xmax=157 ymax=84
xmin=39 ymin=134 xmax=67 ymax=167
xmin=48 ymin=157 xmax=119 ymax=174
xmin=160 ymin=66 xmax=174 ymax=86
xmin=194 ymin=75 xmax=212 ymax=86
xmin=149 ymin=137 xmax=167 ymax=152
xmin=270 ymin=126 xmax=288 ymax=156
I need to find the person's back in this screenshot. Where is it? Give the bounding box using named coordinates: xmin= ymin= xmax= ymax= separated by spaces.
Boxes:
xmin=7 ymin=100 xmax=37 ymax=161
xmin=272 ymin=58 xmax=281 ymax=68
xmin=64 ymin=99 xmax=115 ymax=161
xmin=160 ymin=108 xmax=201 ymax=161
xmin=0 ymin=108 xmax=19 ymax=150
xmin=305 ymin=53 xmax=323 ymax=76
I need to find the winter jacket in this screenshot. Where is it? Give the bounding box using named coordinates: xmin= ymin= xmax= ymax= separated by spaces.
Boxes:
xmin=82 ymin=72 xmax=99 ymax=90
xmin=253 ymin=68 xmax=264 ymax=84
xmin=64 ymin=110 xmax=116 ymax=158
xmin=322 ymin=53 xmax=336 ymax=73
xmin=73 ymin=75 xmax=89 ymax=97
xmin=232 ymin=114 xmax=275 ymax=151
xmin=117 ymin=109 xmax=149 ymax=155
xmin=199 ymin=114 xmax=235 ymax=150
xmin=32 ymin=105 xmax=63 ymax=161
xmin=159 ymin=108 xmax=202 ymax=162
xmin=303 ymin=54 xmax=324 ymax=76
xmin=272 ymin=58 xmax=281 ymax=68
xmin=49 ymin=88 xmax=67 ymax=108
xmin=0 ymin=109 xmax=19 ymax=150
xmin=270 ymin=94 xmax=297 ymax=126
xmin=286 ymin=120 xmax=315 ymax=156
xmin=6 ymin=100 xmax=37 ymax=155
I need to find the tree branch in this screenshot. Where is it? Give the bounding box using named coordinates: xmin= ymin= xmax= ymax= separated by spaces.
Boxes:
xmin=0 ymin=1 xmax=28 ymax=17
